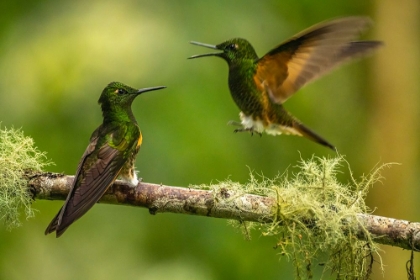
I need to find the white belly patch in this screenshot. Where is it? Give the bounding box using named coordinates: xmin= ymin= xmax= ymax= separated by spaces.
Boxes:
xmin=119 ymin=171 xmax=139 ymax=187
xmin=239 ymin=112 xmax=301 ymax=136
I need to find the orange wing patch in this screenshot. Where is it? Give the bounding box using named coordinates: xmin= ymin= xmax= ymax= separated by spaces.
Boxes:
xmin=254 ymin=52 xmax=293 ymax=104
xmin=257 ymin=17 xmax=377 ymax=104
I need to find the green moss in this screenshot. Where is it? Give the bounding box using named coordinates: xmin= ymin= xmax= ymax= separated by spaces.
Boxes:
xmin=200 ymin=156 xmax=389 ymax=279
xmin=0 ymin=125 xmax=52 ymax=230
xmin=266 ymin=156 xmax=384 ymax=279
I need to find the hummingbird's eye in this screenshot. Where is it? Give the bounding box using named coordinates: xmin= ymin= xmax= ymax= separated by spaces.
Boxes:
xmin=116 ymin=89 xmax=127 ymax=95
xmin=226 ymin=43 xmax=238 ymax=51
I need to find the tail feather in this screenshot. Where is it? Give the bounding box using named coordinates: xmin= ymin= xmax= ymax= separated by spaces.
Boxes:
xmin=292 ymin=121 xmax=336 ymax=151
xmin=45 ymin=210 xmax=60 ymax=236
xmin=45 ymin=206 xmax=70 ymax=237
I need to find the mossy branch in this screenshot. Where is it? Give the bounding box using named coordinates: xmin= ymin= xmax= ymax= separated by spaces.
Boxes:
xmin=1 ymin=125 xmax=417 ymax=279
xmin=29 ymin=173 xmax=420 ymax=252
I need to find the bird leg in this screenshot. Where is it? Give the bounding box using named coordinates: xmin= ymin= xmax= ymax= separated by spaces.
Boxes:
xmin=235 ymin=128 xmax=263 ymax=137
xmin=227 ymin=120 xmax=262 ymax=136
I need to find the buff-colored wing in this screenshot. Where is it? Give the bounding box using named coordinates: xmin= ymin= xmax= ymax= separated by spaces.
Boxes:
xmin=255 ymin=17 xmax=382 ymax=104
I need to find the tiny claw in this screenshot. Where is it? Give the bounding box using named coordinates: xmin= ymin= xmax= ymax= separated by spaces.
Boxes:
xmin=232 ymin=127 xmax=262 ymax=137
xmin=250 ymin=130 xmax=263 ymax=137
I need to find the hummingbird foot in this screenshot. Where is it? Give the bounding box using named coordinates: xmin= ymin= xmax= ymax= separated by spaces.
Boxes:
xmin=233 ymin=127 xmax=263 ymax=137
xmin=228 ymin=119 xmax=263 ymax=136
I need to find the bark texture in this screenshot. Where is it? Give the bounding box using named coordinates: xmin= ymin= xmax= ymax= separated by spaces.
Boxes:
xmin=29 ymin=172 xmax=420 ymax=251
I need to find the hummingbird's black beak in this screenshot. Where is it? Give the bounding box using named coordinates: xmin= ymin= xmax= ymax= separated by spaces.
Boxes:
xmin=188 ymin=41 xmax=222 ymax=59
xmin=136 ymin=86 xmax=166 ymax=95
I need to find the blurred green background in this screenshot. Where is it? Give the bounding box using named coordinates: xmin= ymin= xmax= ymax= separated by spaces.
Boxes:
xmin=0 ymin=0 xmax=419 ymax=279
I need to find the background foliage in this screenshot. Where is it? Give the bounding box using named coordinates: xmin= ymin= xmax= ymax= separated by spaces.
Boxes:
xmin=0 ymin=0 xmax=418 ymax=279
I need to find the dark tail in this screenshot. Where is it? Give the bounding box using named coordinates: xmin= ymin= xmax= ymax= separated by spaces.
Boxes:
xmin=45 ymin=210 xmax=60 ymax=235
xmin=292 ymin=121 xmax=337 ymax=152
xmin=45 ymin=206 xmax=69 ymax=238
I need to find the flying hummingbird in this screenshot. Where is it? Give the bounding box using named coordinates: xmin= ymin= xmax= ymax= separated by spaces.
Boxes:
xmin=45 ymin=82 xmax=165 ymax=237
xmin=189 ymin=17 xmax=382 ymax=150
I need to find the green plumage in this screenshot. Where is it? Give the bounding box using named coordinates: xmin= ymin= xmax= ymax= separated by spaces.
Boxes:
xmin=45 ymin=82 xmax=165 ymax=237
xmin=189 ymin=17 xmax=383 ymax=150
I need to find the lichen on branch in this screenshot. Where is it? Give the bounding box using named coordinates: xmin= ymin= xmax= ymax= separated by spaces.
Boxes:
xmin=0 ymin=125 xmax=52 ymax=230
xmin=198 ymin=156 xmax=388 ymax=279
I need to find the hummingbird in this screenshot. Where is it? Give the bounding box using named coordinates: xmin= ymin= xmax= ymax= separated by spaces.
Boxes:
xmin=189 ymin=17 xmax=382 ymax=150
xmin=45 ymin=82 xmax=165 ymax=237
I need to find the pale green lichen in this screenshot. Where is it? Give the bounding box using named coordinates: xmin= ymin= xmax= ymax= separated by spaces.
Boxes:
xmin=0 ymin=125 xmax=52 ymax=230
xmin=200 ymin=156 xmax=389 ymax=280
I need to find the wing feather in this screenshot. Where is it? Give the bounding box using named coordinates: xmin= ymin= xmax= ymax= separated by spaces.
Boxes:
xmin=45 ymin=123 xmax=136 ymax=237
xmin=255 ymin=17 xmax=382 ymax=104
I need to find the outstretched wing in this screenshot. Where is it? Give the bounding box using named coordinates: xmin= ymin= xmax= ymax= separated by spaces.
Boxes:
xmin=254 ymin=17 xmax=382 ymax=104
xmin=45 ymin=123 xmax=135 ymax=237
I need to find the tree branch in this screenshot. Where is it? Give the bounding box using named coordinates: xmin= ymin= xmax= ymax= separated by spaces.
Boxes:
xmin=29 ymin=172 xmax=420 ymax=251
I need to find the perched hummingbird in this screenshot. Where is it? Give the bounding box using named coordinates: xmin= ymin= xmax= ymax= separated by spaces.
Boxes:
xmin=45 ymin=82 xmax=165 ymax=237
xmin=189 ymin=17 xmax=382 ymax=150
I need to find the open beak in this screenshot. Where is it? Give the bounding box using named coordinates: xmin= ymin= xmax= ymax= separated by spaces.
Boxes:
xmin=136 ymin=86 xmax=166 ymax=95
xmin=188 ymin=41 xmax=222 ymax=59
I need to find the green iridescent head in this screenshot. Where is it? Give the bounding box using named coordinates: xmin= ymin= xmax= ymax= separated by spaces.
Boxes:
xmin=99 ymin=82 xmax=165 ymax=108
xmin=189 ymin=38 xmax=258 ymax=64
